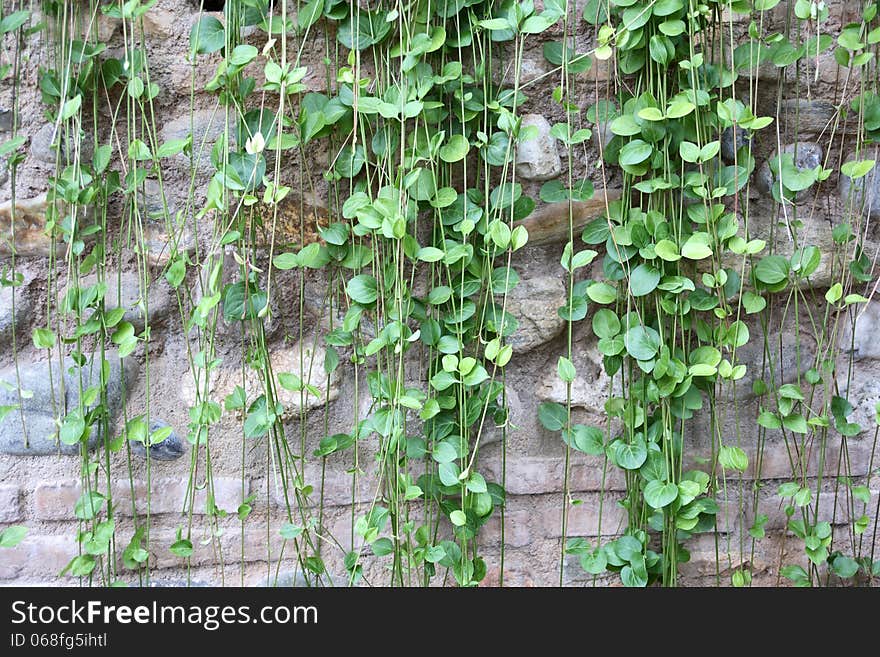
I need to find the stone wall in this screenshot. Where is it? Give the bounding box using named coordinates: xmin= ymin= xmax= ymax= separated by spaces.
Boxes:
xmin=0 ymin=0 xmax=878 ymax=587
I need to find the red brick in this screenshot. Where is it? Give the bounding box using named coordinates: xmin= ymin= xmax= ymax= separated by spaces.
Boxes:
xmin=34 ymin=477 xmax=245 ymax=520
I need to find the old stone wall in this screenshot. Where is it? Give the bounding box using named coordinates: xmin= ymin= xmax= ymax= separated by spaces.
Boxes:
xmin=0 ymin=0 xmax=878 ymax=587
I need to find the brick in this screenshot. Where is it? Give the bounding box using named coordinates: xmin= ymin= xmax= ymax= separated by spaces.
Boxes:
xmin=482 ymin=456 xmax=626 ymax=497
xmin=262 ymin=462 xmax=378 ymax=509
xmin=0 ymin=535 xmax=76 ymax=581
xmin=480 ymin=510 xmax=531 ymax=548
xmin=717 ymin=484 xmax=879 ymax=533
xmin=536 ymin=492 xmax=628 ymax=538
xmin=579 ymin=54 xmax=614 ymax=83
xmin=683 ymin=434 xmax=875 ymax=481
xmin=149 ymin=527 xmax=283 ymax=570
xmin=34 ymin=477 xmax=245 ymax=520
xmin=0 ymin=484 xmax=21 ymax=522
xmin=33 ymin=481 xmax=80 ymax=520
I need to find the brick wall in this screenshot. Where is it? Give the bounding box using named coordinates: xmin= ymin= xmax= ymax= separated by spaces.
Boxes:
xmin=0 ymin=0 xmax=878 ymax=587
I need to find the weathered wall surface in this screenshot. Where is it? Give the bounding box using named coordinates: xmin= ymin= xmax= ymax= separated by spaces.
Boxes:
xmin=0 ymin=0 xmax=878 ymax=586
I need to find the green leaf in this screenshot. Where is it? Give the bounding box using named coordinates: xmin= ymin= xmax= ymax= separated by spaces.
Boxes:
xmin=754 ymin=255 xmax=790 ymax=285
xmin=32 ymin=327 xmax=56 ymax=349
xmin=587 ymin=282 xmax=617 ymax=304
xmin=825 ymin=283 xmax=842 ymax=304
xmin=780 ymin=564 xmax=810 ymax=586
xmin=432 ymin=441 xmax=457 ymax=464
xmin=127 ymin=139 xmax=152 ymax=161
xmin=0 ymin=525 xmax=28 ymax=548
xmin=681 ymin=233 xmax=713 ymax=260
xmin=841 ymin=159 xmax=875 ymax=180
xmin=416 ymin=247 xmax=445 ymax=262
xmin=243 ymin=396 xmax=274 ymax=438
xmin=273 ymin=253 xmax=299 ymax=270
xmin=318 ymin=222 xmax=350 ymax=245
xmin=619 ymin=139 xmax=653 ymax=166
xmin=449 ymin=510 xmax=467 ymax=526
xmin=60 ymin=412 xmax=86 ymax=446
xmin=371 ymin=537 xmax=394 ymax=556
xmin=297 ymin=0 xmax=325 ymax=31
xmin=170 ymin=539 xmax=194 ymax=558
xmin=621 ymin=561 xmax=648 ymax=587
xmin=614 ymin=439 xmax=648 ymax=470
xmin=666 ymin=100 xmax=695 ymax=119
xmin=654 ymin=239 xmax=681 ymax=261
xmin=592 ymin=309 xmax=620 ymax=339
xmin=638 ymin=107 xmax=664 ymax=122
xmin=439 ymin=134 xmax=470 ymax=163
xmin=643 ymin=480 xmax=679 ymax=508
xmin=629 ymin=263 xmax=661 ymax=297
xmin=346 ymin=275 xmax=378 ymax=305
xmin=624 ymin=325 xmax=661 ymax=361
xmin=438 ymin=461 xmax=460 ymax=486
xmin=782 ymin=413 xmax=809 ymax=434
xmin=190 ymin=16 xmax=225 ymax=55
xmin=831 ymin=555 xmax=859 ymax=578
xmin=60 ymin=95 xmax=82 ymax=121
xmin=557 ymin=356 xmax=576 ymax=383
xmin=538 ymin=402 xmax=567 ymax=432
xmin=0 ymin=135 xmax=25 ymax=158
xmin=719 ymin=445 xmax=749 ymax=472
xmin=565 ymin=425 xmax=605 ymax=456
xmin=280 ymin=523 xmax=303 ymax=540
xmin=74 ymin=491 xmax=104 ymax=520
xmin=0 ymin=10 xmax=29 ymax=34
xmin=338 ymin=9 xmax=392 ymax=50
xmin=222 ymin=281 xmax=267 ymax=322
xmin=580 ymin=547 xmax=608 ymax=574
xmin=466 ymin=473 xmax=488 ymax=494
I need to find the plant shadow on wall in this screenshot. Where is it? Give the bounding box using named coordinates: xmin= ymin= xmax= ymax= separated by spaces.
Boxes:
xmin=0 ymin=0 xmax=878 ymax=587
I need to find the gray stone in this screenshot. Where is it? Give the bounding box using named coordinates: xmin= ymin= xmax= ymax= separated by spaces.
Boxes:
xmin=537 ymin=340 xmax=619 ymax=411
xmin=0 ymin=353 xmax=136 ymax=455
xmin=756 ymin=142 xmax=823 ymax=202
xmin=60 ymin=271 xmax=174 ymax=332
xmin=721 ymin=126 xmax=750 ymax=163
xmin=839 ymin=146 xmax=880 ymax=220
xmin=505 ymin=275 xmax=567 ymax=353
xmin=264 ymin=571 xmax=313 ymax=587
xmin=161 ymin=109 xmax=226 ymax=172
xmin=96 ymin=15 xmax=119 ymax=42
xmin=137 ymin=179 xmax=175 ymax=220
xmin=0 ymin=277 xmax=31 ymax=348
xmin=134 ymin=180 xmax=195 ymax=266
xmin=840 ymin=300 xmax=880 ymax=360
xmin=141 ymin=8 xmax=176 ymax=38
xmin=718 ymin=321 xmax=817 ymax=402
xmin=780 ymin=99 xmax=838 ymax=137
xmin=725 ymin=204 xmax=844 ymax=289
xmin=129 ymin=419 xmax=186 ymax=460
xmin=142 ymin=221 xmax=196 ymax=267
xmin=29 ymin=123 xmax=93 ymax=165
xmin=179 ymin=335 xmax=341 ymax=415
xmin=515 ymin=114 xmax=562 ymax=181
xmin=0 ymin=108 xmax=12 ymax=133
xmin=149 ymin=578 xmax=212 ymax=587
xmin=0 ymin=158 xmax=8 ymax=187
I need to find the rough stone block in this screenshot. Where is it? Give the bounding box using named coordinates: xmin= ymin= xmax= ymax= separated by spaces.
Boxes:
xmin=0 ymin=483 xmax=21 ymax=522
xmin=0 ymin=353 xmax=137 ymax=456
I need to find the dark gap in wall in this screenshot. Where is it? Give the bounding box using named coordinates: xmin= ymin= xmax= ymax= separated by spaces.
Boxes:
xmin=198 ymin=1 xmax=226 ymax=11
